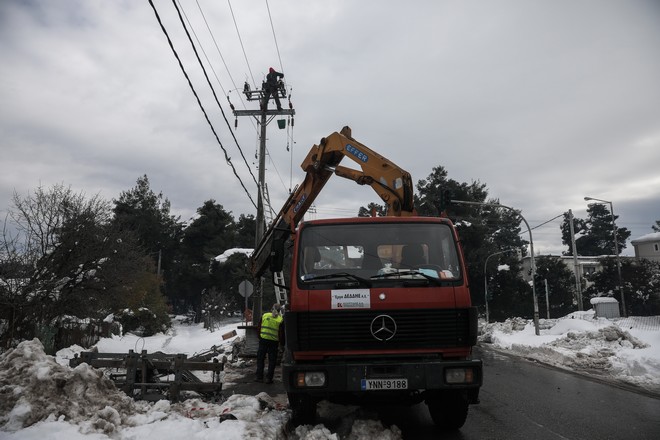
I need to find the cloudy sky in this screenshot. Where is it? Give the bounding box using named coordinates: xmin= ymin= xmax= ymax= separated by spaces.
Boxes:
xmin=1 ymin=0 xmax=659 ymax=256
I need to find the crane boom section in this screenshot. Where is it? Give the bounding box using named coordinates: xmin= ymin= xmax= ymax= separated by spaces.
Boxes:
xmin=250 ymin=126 xmax=415 ymax=276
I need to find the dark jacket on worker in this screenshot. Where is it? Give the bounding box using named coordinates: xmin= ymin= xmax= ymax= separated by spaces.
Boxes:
xmin=266 ymin=68 xmax=284 ymax=91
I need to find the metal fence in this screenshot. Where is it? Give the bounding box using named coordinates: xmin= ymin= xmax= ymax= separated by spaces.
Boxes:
xmin=609 ymin=316 xmax=660 ymax=331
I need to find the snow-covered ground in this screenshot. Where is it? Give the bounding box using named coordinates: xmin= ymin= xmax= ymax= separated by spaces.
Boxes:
xmin=480 ymin=311 xmax=660 ymax=393
xmin=1 ymin=312 xmax=659 ymax=439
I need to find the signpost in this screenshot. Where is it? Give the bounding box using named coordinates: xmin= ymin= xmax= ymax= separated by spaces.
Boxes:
xmin=238 ymin=280 xmax=254 ymax=324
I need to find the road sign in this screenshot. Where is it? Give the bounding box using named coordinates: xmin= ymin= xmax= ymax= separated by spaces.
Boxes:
xmin=238 ymin=280 xmax=253 ymax=298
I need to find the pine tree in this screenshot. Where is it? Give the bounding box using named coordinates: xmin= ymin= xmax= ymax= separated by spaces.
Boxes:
xmin=170 ymin=200 xmax=236 ymax=314
xmin=652 ymin=220 xmax=660 ymax=232
xmin=561 ymin=203 xmax=631 ymax=256
xmin=112 ymin=175 xmax=183 ymax=307
xmin=357 ymin=202 xmax=387 ymax=217
xmin=414 ymin=166 xmax=528 ymax=316
xmin=533 ymin=256 xmax=577 ymax=317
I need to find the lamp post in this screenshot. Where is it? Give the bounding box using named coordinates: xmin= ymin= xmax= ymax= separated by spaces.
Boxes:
xmin=583 ymin=197 xmax=626 ymax=317
xmin=484 ymin=249 xmax=516 ymax=323
xmin=452 ymin=200 xmax=540 ymax=335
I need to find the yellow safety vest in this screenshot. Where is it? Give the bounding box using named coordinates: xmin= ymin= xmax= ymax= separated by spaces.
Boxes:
xmin=260 ymin=312 xmax=283 ymax=341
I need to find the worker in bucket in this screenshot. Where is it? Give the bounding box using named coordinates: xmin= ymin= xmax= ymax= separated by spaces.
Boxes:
xmin=255 ymin=303 xmax=284 ymax=384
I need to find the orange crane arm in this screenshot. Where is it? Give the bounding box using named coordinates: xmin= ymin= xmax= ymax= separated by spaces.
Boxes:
xmin=251 ymin=126 xmax=416 ymax=276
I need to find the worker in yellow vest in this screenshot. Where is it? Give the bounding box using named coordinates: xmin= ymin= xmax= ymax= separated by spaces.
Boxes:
xmin=255 ymin=303 xmax=284 ymax=384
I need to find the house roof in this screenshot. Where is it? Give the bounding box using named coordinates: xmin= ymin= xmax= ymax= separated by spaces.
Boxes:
xmin=631 ymin=231 xmax=660 ymax=245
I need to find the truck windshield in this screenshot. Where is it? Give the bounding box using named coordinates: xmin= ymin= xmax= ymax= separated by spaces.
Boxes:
xmin=298 ymin=222 xmax=462 ymax=285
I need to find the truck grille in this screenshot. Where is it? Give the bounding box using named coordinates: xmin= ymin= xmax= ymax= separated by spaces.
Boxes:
xmin=292 ymin=308 xmax=473 ymax=351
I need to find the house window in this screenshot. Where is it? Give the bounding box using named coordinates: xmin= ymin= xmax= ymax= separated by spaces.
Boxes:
xmin=583 ymin=266 xmax=596 ymax=276
xmin=655 ymin=243 xmax=659 ymax=252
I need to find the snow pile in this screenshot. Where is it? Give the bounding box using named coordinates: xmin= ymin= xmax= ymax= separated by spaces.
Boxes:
xmin=0 ymin=338 xmax=291 ymax=438
xmin=1 ymin=319 xmax=404 ymax=439
xmin=481 ymin=312 xmax=660 ymax=392
xmin=0 ymin=339 xmax=137 ymax=433
xmin=293 ymin=419 xmax=401 ymax=440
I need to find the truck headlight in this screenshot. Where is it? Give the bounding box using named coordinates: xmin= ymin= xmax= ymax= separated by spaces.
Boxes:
xmin=295 ymin=372 xmax=326 ymax=387
xmin=445 ymin=368 xmax=475 ymax=384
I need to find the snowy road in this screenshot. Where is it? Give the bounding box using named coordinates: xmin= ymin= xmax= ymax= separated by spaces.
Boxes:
xmin=372 ymin=346 xmax=660 ymax=439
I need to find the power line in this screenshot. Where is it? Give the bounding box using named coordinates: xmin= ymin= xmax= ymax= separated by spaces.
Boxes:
xmin=194 ymin=0 xmax=256 ymax=123
xmin=227 ymin=0 xmax=257 ymax=88
xmin=170 ymin=0 xmax=259 ymax=189
xmin=176 ymin=0 xmax=227 ymax=97
xmin=529 ymin=213 xmax=565 ymax=232
xmin=265 ymin=0 xmax=284 ymax=73
xmin=147 ymin=0 xmax=257 ymax=210
xmin=264 ymin=1 xmax=295 ymax=197
xmin=212 ymin=1 xmax=294 ymax=211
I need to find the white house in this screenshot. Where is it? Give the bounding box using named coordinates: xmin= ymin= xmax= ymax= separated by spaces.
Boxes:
xmin=519 ymin=255 xmax=605 ymax=283
xmin=630 ymin=232 xmax=660 ymax=262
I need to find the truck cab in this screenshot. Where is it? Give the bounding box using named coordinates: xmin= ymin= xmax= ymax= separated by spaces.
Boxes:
xmin=283 ymin=216 xmax=482 ymax=428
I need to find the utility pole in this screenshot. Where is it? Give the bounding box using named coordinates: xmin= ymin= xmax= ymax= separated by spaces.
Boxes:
xmin=568 ymin=209 xmax=583 ymax=310
xmin=232 ymin=81 xmax=295 ymax=325
xmin=484 ymin=249 xmax=516 ymax=323
xmin=452 ymin=200 xmax=540 ymax=335
xmin=584 ymin=197 xmax=626 ymax=317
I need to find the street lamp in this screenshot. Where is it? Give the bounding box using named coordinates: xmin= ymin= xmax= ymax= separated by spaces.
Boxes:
xmin=583 ymin=196 xmax=626 ymax=317
xmin=484 ymin=249 xmax=517 ymax=323
xmin=452 ymin=200 xmax=540 ymax=335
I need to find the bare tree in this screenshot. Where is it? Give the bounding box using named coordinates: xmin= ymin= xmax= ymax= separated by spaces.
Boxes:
xmin=1 ymin=184 xmax=163 ymax=351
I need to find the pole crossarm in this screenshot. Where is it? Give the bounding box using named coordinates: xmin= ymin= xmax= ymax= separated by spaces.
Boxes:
xmin=233 ymin=109 xmax=295 ymax=117
xmin=451 ymin=199 xmax=540 ymax=335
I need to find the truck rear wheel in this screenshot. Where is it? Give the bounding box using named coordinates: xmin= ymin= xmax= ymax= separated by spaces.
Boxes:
xmin=426 ymin=391 xmax=469 ymax=430
xmin=287 ymin=392 xmax=316 ymax=425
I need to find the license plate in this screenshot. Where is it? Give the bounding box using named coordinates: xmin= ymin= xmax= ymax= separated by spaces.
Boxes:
xmin=360 ymin=378 xmax=408 ymax=390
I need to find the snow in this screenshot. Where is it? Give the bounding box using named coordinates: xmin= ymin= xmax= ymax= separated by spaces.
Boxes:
xmin=214 ymin=249 xmax=253 ymax=264
xmin=2 ymin=312 xmax=659 ymax=439
xmin=480 ymin=311 xmax=660 ymax=392
xmin=631 ymin=231 xmax=660 ymax=243
xmin=590 ymin=296 xmax=618 ymax=304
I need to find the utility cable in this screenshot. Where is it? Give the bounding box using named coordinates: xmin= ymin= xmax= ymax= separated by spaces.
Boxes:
xmin=194 ymin=0 xmax=258 ymax=135
xmin=176 ymin=0 xmax=227 ymax=97
xmin=147 ymin=0 xmax=257 ymax=209
xmin=228 ymin=0 xmax=257 ymax=88
xmin=265 ymin=0 xmax=284 ymax=73
xmin=170 ymin=0 xmax=259 ymax=189
xmin=520 ymin=213 xmax=565 ymax=236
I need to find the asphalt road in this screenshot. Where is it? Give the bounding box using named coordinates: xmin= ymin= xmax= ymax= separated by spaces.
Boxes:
xmin=374 ymin=346 xmax=660 ymax=439
xmin=223 ymin=347 xmax=660 ymax=439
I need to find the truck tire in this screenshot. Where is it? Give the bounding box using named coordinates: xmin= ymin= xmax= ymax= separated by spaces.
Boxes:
xmin=287 ymin=392 xmax=316 ymax=425
xmin=426 ymin=391 xmax=469 ymax=430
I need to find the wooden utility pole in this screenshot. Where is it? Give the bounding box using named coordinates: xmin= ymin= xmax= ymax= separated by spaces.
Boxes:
xmin=232 ymin=84 xmax=295 ymax=326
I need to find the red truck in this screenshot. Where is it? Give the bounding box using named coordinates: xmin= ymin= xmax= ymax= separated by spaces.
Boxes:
xmin=251 ymin=127 xmax=481 ymax=429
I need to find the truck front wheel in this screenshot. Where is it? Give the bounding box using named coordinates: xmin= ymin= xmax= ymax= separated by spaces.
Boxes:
xmin=287 ymin=392 xmax=316 ymax=425
xmin=426 ymin=391 xmax=469 ymax=430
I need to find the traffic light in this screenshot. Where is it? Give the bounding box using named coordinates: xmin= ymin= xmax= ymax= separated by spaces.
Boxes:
xmin=438 ymin=189 xmax=453 ymax=212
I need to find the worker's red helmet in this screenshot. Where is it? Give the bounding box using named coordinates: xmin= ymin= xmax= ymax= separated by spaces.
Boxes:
xmin=269 ymin=67 xmax=275 ymax=73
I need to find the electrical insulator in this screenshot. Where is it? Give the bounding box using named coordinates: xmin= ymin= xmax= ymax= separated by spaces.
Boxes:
xmin=235 ymin=118 xmax=238 ymax=128
xmin=291 ymin=117 xmax=294 ymax=127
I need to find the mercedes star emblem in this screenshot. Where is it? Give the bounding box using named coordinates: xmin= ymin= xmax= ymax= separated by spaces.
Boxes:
xmin=370 ymin=314 xmax=397 ymax=341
